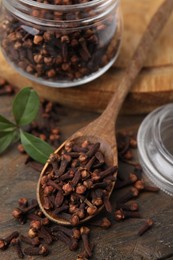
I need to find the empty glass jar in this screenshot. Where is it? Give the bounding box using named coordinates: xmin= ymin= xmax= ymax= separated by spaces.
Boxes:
xmin=0 ymin=0 xmax=122 ymax=87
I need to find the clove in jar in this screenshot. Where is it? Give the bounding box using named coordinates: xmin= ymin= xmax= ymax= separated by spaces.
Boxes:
xmin=0 ymin=0 xmax=122 ymax=87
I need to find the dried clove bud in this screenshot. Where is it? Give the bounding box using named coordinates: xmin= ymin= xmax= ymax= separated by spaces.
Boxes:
xmin=117 ymin=187 xmax=139 ymax=204
xmin=103 ymin=195 xmax=112 ymax=213
xmin=117 ymin=201 xmax=139 ymax=212
xmin=134 ymin=180 xmax=160 ymax=192
xmin=115 ymin=209 xmax=141 ymax=221
xmin=70 ymin=214 xmax=80 ymax=226
xmin=54 ymin=231 xmax=78 ymax=251
xmin=11 ymin=238 xmax=24 ymax=259
xmin=115 ymin=172 xmax=138 ymax=189
xmin=28 ymin=228 xmax=37 ymax=239
xmin=90 ymin=217 xmax=112 ymax=229
xmin=80 ymin=226 xmax=92 ymax=257
xmin=38 ymin=226 xmax=53 ymax=245
xmin=77 ymin=244 xmax=94 ymax=260
xmin=12 ymin=200 xmax=38 ymax=221
xmin=30 ymin=220 xmax=42 ymax=231
xmin=0 ymin=231 xmax=19 ymax=250
xmin=24 ymin=244 xmax=49 ymax=256
xmin=138 ymin=218 xmax=154 ymax=236
xmin=18 ymin=197 xmax=28 ymax=208
xmin=28 ymin=213 xmax=50 ymax=225
xmin=20 ymin=235 xmax=40 ymax=246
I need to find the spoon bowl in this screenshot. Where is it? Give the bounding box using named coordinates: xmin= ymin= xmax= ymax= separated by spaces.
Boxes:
xmin=37 ymin=119 xmax=118 ymax=225
xmin=37 ymin=0 xmax=173 ymax=225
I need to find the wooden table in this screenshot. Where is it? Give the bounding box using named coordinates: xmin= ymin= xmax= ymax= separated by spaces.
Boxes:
xmin=0 ymin=94 xmax=173 ymax=260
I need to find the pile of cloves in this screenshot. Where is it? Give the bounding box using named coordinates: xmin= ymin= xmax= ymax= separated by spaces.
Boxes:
xmin=0 ymin=197 xmax=94 ymax=258
xmin=113 ymin=132 xmax=159 ymax=237
xmin=39 ymin=140 xmax=117 ymax=225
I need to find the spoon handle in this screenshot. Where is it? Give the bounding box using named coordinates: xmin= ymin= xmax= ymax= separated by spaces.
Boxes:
xmin=93 ymin=0 xmax=173 ymax=139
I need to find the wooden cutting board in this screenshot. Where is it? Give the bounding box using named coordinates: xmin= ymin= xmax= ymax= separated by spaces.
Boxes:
xmin=0 ymin=0 xmax=173 ymax=114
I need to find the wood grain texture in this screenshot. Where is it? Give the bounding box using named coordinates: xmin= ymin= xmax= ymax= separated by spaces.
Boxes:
xmin=115 ymin=0 xmax=173 ymax=68
xmin=0 ymin=0 xmax=173 ymax=114
xmin=0 ymin=95 xmax=173 ymax=260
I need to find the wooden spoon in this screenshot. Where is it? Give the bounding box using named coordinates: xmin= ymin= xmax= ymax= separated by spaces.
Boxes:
xmin=37 ymin=0 xmax=173 ymax=225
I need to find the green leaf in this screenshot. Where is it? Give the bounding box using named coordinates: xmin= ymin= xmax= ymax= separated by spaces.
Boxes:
xmin=13 ymin=87 xmax=40 ymax=126
xmin=20 ymin=130 xmax=53 ymax=164
xmin=0 ymin=115 xmax=16 ymax=132
xmin=0 ymin=131 xmax=16 ymax=154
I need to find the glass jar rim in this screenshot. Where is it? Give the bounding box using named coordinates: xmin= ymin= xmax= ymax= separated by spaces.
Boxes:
xmin=152 ymin=105 xmax=173 ymax=164
xmin=6 ymin=0 xmax=120 ymax=11
xmin=3 ymin=0 xmax=120 ymax=28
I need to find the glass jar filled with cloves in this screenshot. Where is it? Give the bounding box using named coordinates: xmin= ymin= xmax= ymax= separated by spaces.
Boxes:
xmin=0 ymin=0 xmax=122 ymax=87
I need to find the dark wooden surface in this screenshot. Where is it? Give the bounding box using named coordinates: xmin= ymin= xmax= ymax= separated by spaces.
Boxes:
xmin=0 ymin=94 xmax=173 ymax=260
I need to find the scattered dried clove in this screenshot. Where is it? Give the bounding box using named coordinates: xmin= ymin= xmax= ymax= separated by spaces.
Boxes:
xmin=80 ymin=227 xmax=92 ymax=257
xmin=51 ymin=226 xmax=80 ymax=240
xmin=54 ymin=231 xmax=78 ymax=251
xmin=11 ymin=238 xmax=24 ymax=259
xmin=77 ymin=244 xmax=94 ymax=260
xmin=89 ymin=217 xmax=112 ymax=229
xmin=0 ymin=231 xmax=19 ymax=250
xmin=28 ymin=213 xmax=50 ymax=226
xmin=138 ymin=218 xmax=154 ymax=236
xmin=12 ymin=200 xmax=38 ymax=222
xmin=23 ymin=244 xmax=49 ymax=256
xmin=117 ymin=187 xmax=139 ymax=204
xmin=134 ymin=180 xmax=160 ymax=192
xmin=115 ymin=209 xmax=141 ymax=221
xmin=18 ymin=198 xmax=28 ymax=208
xmin=117 ymin=201 xmax=139 ymax=212
xmin=38 ymin=226 xmax=53 ymax=245
xmin=20 ymin=235 xmax=40 ymax=246
xmin=115 ymin=172 xmax=138 ymax=189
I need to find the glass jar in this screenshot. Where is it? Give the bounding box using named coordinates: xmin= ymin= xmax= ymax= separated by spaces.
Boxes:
xmin=137 ymin=103 xmax=173 ymax=196
xmin=0 ymin=0 xmax=122 ymax=87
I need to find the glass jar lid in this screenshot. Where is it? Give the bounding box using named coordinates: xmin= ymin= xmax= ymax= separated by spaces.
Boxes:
xmin=137 ymin=103 xmax=173 ymax=196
